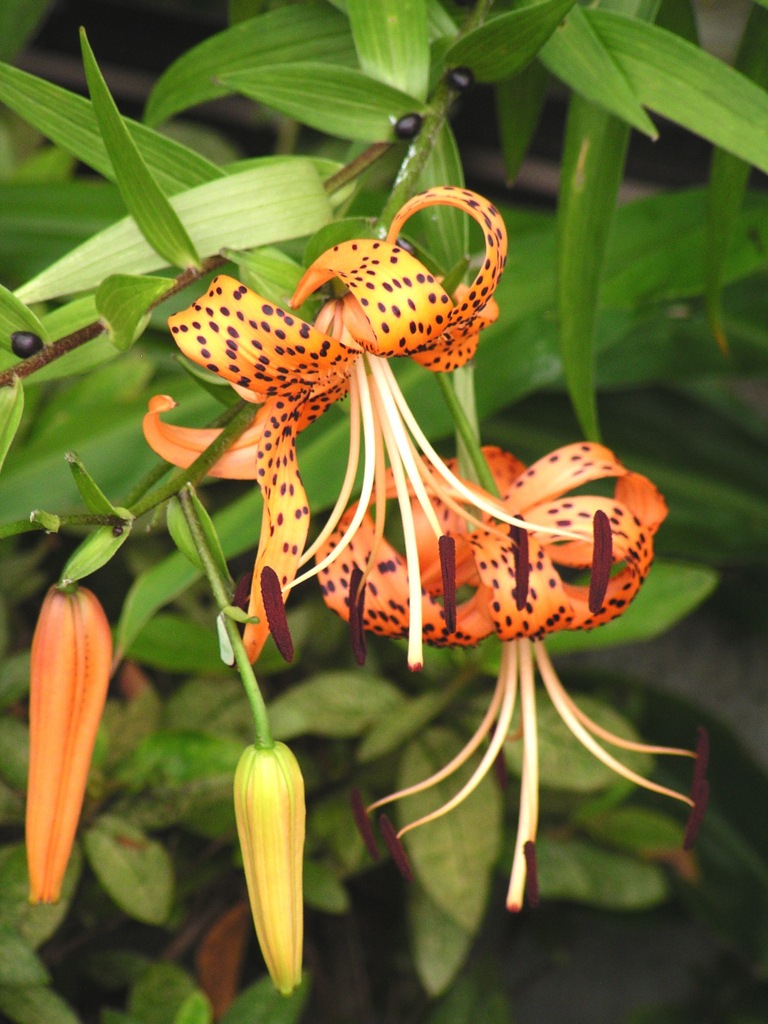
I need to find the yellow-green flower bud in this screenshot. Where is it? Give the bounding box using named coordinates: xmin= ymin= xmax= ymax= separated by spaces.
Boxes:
xmin=234 ymin=741 xmax=305 ymax=995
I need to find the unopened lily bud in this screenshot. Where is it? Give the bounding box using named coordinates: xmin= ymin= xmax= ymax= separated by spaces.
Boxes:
xmin=26 ymin=584 xmax=112 ymax=903
xmin=234 ymin=741 xmax=305 ymax=995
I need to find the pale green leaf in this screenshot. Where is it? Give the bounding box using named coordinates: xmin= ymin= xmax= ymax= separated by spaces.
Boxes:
xmin=0 ymin=986 xmax=80 ymax=1024
xmin=96 ymin=274 xmax=172 ymax=351
xmin=444 ymin=0 xmax=577 ymax=82
xmin=128 ymin=963 xmax=196 ymax=1024
xmin=397 ymin=727 xmax=501 ymax=931
xmin=59 ymin=522 xmax=132 ymax=585
xmin=347 ymin=0 xmax=429 ymax=100
xmin=0 ymin=0 xmax=52 ymax=63
xmin=126 ymin=614 xmax=222 ymax=674
xmin=0 ymin=843 xmax=83 ymax=950
xmin=536 ymin=835 xmax=669 ymax=909
xmin=589 ymin=9 xmax=768 ymax=175
xmin=220 ymin=975 xmax=309 ymax=1024
xmin=0 ymin=284 xmax=48 ymax=349
xmin=220 ymin=63 xmax=422 ymax=141
xmin=81 ymin=29 xmax=200 ymax=269
xmin=0 ymin=62 xmax=223 ymax=194
xmin=65 ymin=451 xmax=121 ymax=515
xmin=0 ymin=927 xmax=48 ymax=987
xmin=0 ymin=377 xmax=23 ymax=476
xmin=540 ymin=5 xmax=657 ymax=136
xmin=16 ymin=160 xmax=333 ymax=303
xmin=144 ymin=2 xmax=357 ymax=126
xmin=268 ymin=670 xmax=405 ymax=739
xmin=408 ymin=885 xmax=473 ymax=997
xmin=173 ymin=992 xmax=213 ymax=1024
xmin=83 ymin=816 xmax=174 ymax=925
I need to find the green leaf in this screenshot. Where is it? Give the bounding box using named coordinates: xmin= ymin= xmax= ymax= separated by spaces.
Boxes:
xmin=0 ymin=63 xmax=223 ymax=194
xmin=540 ymin=5 xmax=657 ymax=137
xmin=426 ymin=967 xmax=514 ymax=1024
xmin=232 ymin=246 xmax=308 ymax=311
xmin=16 ymin=159 xmax=333 ymax=303
xmin=0 ymin=843 xmax=83 ymax=949
xmin=589 ymin=9 xmax=768 ymax=176
xmin=546 ymin=560 xmax=719 ymax=655
xmin=0 ymin=0 xmax=52 ymax=63
xmin=125 ymin=613 xmax=222 ymax=674
xmin=96 ymin=274 xmax=172 ymax=351
xmin=415 ymin=123 xmax=468 ymax=273
xmin=356 ymin=688 xmax=454 ymax=763
xmin=444 ymin=0 xmax=577 ymax=82
xmin=504 ymin=695 xmax=652 ymax=794
xmin=65 ymin=451 xmax=122 ymax=515
xmin=219 ymin=975 xmax=310 ymax=1024
xmin=83 ymin=816 xmax=174 ymax=925
xmin=220 ymin=63 xmax=423 ymax=142
xmin=556 ymin=95 xmax=630 ymax=438
xmin=705 ymin=5 xmax=768 ymax=352
xmin=0 ymin=927 xmax=49 ymax=987
xmin=397 ymin=726 xmax=502 ymax=931
xmin=408 ymin=885 xmax=473 ymax=997
xmin=115 ymin=731 xmax=241 ymax=789
xmin=0 ymin=283 xmax=48 ymax=349
xmin=536 ymin=835 xmax=669 ymax=909
xmin=144 ymin=2 xmax=357 ymax=126
xmin=496 ymin=60 xmax=549 ymax=185
xmin=0 ymin=719 xmax=28 ymax=789
xmin=268 ymin=670 xmax=405 ymax=740
xmin=580 ymin=806 xmax=684 ymax=855
xmin=0 ymin=377 xmax=24 ymax=476
xmin=347 ymin=0 xmax=429 ymax=100
xmin=80 ymin=30 xmax=200 ymax=270
xmin=128 ymin=964 xmax=197 ymax=1024
xmin=303 ymin=859 xmax=350 ymax=914
xmin=172 ymin=992 xmax=213 ymax=1024
xmin=0 ymin=985 xmax=80 ymax=1024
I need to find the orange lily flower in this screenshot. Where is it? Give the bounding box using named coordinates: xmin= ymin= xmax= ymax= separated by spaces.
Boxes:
xmin=26 ymin=584 xmax=112 ymax=903
xmin=145 ymin=185 xmax=518 ymax=664
xmin=315 ymin=445 xmax=708 ymax=912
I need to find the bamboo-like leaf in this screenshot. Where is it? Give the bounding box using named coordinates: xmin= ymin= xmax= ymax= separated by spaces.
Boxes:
xmin=96 ymin=274 xmax=172 ymax=351
xmin=0 ymin=0 xmax=51 ymax=63
xmin=705 ymin=5 xmax=768 ymax=352
xmin=220 ymin=63 xmax=422 ymax=142
xmin=0 ymin=376 xmax=23 ymax=475
xmin=556 ymin=96 xmax=630 ymax=439
xmin=444 ymin=0 xmax=577 ymax=83
xmin=540 ymin=5 xmax=657 ymax=137
xmin=16 ymin=160 xmax=333 ymax=303
xmin=589 ymin=9 xmax=768 ymax=174
xmin=0 ymin=62 xmax=222 ymax=194
xmin=0 ymin=281 xmax=48 ymax=349
xmin=144 ymin=2 xmax=357 ymax=127
xmin=496 ymin=61 xmax=549 ymax=185
xmin=81 ymin=30 xmax=200 ymax=270
xmin=347 ymin=0 xmax=429 ymax=100
xmin=66 ymin=451 xmax=121 ymax=515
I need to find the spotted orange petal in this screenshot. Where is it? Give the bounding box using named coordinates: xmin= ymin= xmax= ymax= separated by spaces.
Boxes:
xmin=503 ymin=443 xmax=631 ymax=511
xmin=169 ymin=274 xmax=359 ymax=397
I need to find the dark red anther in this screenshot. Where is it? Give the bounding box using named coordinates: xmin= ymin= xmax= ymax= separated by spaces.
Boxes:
xmin=683 ymin=778 xmax=709 ymax=850
xmin=691 ymin=725 xmax=710 ymax=795
xmin=260 ymin=565 xmax=293 ymax=662
xmin=492 ymin=748 xmax=509 ymax=791
xmin=232 ymin=571 xmax=252 ymax=611
xmin=589 ymin=509 xmax=612 ymax=614
xmin=349 ymin=566 xmax=367 ymax=666
xmin=510 ymin=523 xmax=529 ymax=611
xmin=379 ymin=815 xmax=414 ymax=882
xmin=438 ymin=535 xmax=457 ymax=633
xmin=350 ymin=788 xmax=379 ymax=860
xmin=523 ymin=840 xmax=540 ymax=908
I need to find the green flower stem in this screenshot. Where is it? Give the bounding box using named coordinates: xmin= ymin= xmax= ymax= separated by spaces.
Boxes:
xmin=0 ymin=511 xmax=127 ymax=540
xmin=128 ymin=400 xmax=257 ymax=520
xmin=434 ymin=369 xmax=500 ymax=498
xmin=377 ymin=0 xmax=494 ymax=230
xmin=324 ymin=142 xmax=392 ymax=197
xmin=178 ymin=484 xmax=273 ymax=749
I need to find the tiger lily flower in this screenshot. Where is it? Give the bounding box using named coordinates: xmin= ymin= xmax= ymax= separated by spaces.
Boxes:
xmin=317 ymin=444 xmax=708 ymax=912
xmin=26 ymin=584 xmax=112 ymax=903
xmin=145 ymin=186 xmax=534 ymax=665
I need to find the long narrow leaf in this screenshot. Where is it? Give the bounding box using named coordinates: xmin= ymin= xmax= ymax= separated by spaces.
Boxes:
xmin=16 ymin=160 xmax=333 ymax=303
xmin=220 ymin=63 xmax=422 ymax=142
xmin=81 ymin=30 xmax=200 ymax=271
xmin=589 ymin=10 xmax=768 ymax=175
xmin=496 ymin=61 xmax=549 ymax=185
xmin=540 ymin=5 xmax=657 ymax=137
xmin=144 ymin=2 xmax=357 ymax=127
xmin=705 ymin=5 xmax=768 ymax=352
xmin=0 ymin=62 xmax=223 ymax=194
xmin=444 ymin=0 xmax=577 ymax=83
xmin=556 ymin=98 xmax=630 ymax=439
xmin=0 ymin=282 xmax=49 ymax=349
xmin=347 ymin=0 xmax=429 ymax=100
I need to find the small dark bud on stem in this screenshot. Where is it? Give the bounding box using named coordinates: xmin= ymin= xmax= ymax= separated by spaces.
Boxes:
xmin=394 ymin=113 xmax=423 ymax=140
xmin=11 ymin=331 xmax=44 ymax=358
xmin=446 ymin=66 xmax=474 ymax=92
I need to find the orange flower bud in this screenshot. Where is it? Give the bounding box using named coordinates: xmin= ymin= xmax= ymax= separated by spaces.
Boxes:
xmin=234 ymin=742 xmax=305 ymax=995
xmin=26 ymin=584 xmax=112 ymax=903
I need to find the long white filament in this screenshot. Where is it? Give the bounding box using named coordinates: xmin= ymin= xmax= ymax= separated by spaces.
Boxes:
xmin=534 ymin=642 xmax=693 ymax=807
xmin=507 ymin=639 xmax=539 ymax=911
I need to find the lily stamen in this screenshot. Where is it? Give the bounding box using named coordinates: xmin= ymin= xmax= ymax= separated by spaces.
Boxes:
xmin=438 ymin=535 xmax=457 ymax=633
xmin=589 ymin=508 xmax=613 ymax=613
xmin=260 ymin=566 xmax=294 ymax=663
